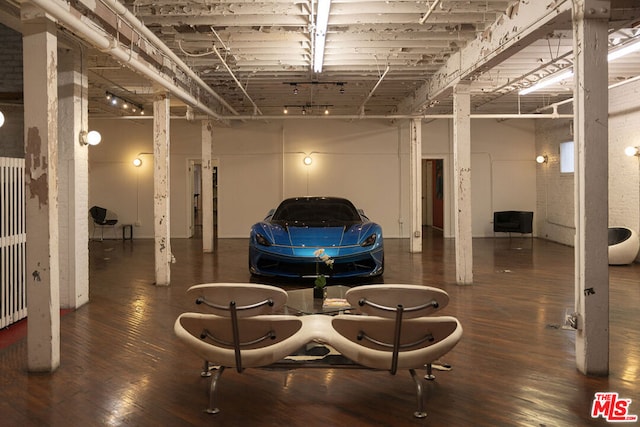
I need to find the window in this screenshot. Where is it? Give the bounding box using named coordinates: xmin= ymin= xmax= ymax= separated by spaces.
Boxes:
xmin=560 ymin=141 xmax=574 ymax=174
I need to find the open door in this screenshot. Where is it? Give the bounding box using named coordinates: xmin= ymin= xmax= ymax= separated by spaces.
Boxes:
xmin=422 ymin=159 xmax=444 ymax=230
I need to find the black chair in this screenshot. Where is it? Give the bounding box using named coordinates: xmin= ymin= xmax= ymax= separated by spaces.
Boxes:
xmin=493 ymin=211 xmax=533 ymax=238
xmin=89 ymin=206 xmax=118 ymax=240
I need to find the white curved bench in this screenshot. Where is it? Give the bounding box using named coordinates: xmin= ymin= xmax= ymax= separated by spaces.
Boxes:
xmin=175 ymin=283 xmax=463 ymax=418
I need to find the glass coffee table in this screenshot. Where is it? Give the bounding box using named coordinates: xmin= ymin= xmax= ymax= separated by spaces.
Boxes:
xmin=285 ymin=285 xmax=353 ymax=315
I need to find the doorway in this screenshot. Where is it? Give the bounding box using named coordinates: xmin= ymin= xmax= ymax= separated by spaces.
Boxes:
xmin=193 ymin=162 xmax=202 ymax=237
xmin=187 ymin=159 xmax=218 ymax=240
xmin=422 ymin=159 xmax=444 ymax=230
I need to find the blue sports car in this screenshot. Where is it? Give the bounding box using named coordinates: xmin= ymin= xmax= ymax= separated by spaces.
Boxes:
xmin=249 ymin=197 xmax=384 ymax=279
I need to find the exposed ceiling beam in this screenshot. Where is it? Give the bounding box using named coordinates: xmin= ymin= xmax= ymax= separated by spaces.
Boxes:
xmin=400 ymin=0 xmax=575 ymax=114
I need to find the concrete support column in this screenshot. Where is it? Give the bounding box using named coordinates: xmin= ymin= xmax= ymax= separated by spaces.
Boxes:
xmin=58 ymin=46 xmax=89 ymax=309
xmin=453 ymin=81 xmax=473 ymax=285
xmin=153 ymin=93 xmax=171 ymax=286
xmin=409 ymin=118 xmax=422 ymax=253
xmin=572 ymin=0 xmax=610 ymax=375
xmin=22 ymin=6 xmax=60 ymax=372
xmin=202 ymin=120 xmax=215 ymax=253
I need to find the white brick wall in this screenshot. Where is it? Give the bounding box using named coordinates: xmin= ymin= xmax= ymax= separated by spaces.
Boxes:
xmin=536 ymin=78 xmax=640 ymax=255
xmin=608 ymin=79 xmax=640 ymax=233
xmin=535 ymin=117 xmax=576 ymax=246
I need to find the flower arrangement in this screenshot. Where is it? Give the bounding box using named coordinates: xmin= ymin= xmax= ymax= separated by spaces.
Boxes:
xmin=313 ymin=248 xmax=334 ymax=289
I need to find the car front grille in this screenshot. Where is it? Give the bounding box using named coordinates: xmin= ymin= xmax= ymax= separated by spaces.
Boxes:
xmin=256 ymin=257 xmax=379 ymax=278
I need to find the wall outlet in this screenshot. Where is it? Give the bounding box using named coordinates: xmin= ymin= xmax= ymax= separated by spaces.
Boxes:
xmin=135 ymin=221 xmax=141 ymax=227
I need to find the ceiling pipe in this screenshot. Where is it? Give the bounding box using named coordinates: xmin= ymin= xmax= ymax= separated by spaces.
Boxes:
xmin=93 ymin=113 xmax=574 ymax=121
xmin=28 ymin=0 xmax=233 ymax=120
xmin=99 ymin=0 xmax=238 ymax=116
xmin=219 ymin=113 xmax=573 ymax=121
xmin=358 ymin=65 xmax=390 ymax=114
xmin=208 ymin=28 xmax=262 ymax=115
xmin=419 ymin=0 xmax=441 ymax=25
xmin=29 ymin=0 xmax=223 ymax=120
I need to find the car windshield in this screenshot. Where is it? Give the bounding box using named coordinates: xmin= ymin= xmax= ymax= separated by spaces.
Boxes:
xmin=271 ymin=198 xmax=362 ymax=226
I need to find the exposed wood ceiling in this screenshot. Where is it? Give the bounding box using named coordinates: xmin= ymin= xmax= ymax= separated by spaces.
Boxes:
xmin=2 ymin=0 xmax=640 ymax=123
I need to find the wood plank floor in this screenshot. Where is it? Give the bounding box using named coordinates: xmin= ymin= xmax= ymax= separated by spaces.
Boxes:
xmin=1 ymin=229 xmax=639 ymax=426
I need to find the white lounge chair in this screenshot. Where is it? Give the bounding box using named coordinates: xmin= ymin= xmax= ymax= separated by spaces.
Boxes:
xmin=174 ymin=283 xmax=462 ymax=418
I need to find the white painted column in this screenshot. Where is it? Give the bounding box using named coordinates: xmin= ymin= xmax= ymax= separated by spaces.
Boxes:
xmin=453 ymin=81 xmax=473 ymax=285
xmin=22 ymin=6 xmax=60 ymax=372
xmin=202 ymin=120 xmax=215 ymax=253
xmin=153 ymin=93 xmax=171 ymax=286
xmin=409 ymin=118 xmax=422 ymax=253
xmin=58 ymin=47 xmax=89 ymax=309
xmin=572 ymin=0 xmax=610 ymax=375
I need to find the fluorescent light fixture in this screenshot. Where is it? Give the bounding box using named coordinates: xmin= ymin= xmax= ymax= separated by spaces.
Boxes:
xmin=520 ymin=37 xmax=640 ymax=96
xmin=608 ymin=38 xmax=640 ymax=62
xmin=519 ymin=69 xmax=574 ymax=96
xmin=313 ymin=0 xmax=331 ymax=73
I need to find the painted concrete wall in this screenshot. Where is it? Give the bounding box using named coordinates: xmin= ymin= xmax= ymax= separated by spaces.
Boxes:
xmin=88 ymin=116 xmax=537 ymax=239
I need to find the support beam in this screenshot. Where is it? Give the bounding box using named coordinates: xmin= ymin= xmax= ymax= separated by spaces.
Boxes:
xmin=572 ymin=0 xmax=610 ymax=376
xmin=453 ymin=82 xmax=473 ymax=285
xmin=22 ymin=6 xmax=60 ymax=372
xmin=409 ymin=119 xmax=422 ymax=253
xmin=202 ymin=120 xmax=215 ymax=253
xmin=58 ymin=46 xmax=89 ymax=309
xmin=153 ymin=93 xmax=172 ymax=286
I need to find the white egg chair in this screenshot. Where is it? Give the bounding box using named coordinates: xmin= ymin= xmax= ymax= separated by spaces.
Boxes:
xmin=608 ymin=227 xmax=640 ymax=265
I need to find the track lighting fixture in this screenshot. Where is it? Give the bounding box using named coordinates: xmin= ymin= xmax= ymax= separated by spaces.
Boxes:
xmin=105 ymin=91 xmax=144 ymax=115
xmin=282 ymin=104 xmax=331 ymax=115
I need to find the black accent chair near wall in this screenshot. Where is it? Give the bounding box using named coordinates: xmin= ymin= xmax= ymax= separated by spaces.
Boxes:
xmin=493 ymin=211 xmax=533 ymax=237
xmin=89 ymin=205 xmax=118 ymax=241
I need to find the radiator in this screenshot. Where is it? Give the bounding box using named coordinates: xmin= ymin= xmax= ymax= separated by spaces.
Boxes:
xmin=0 ymin=157 xmax=27 ymax=328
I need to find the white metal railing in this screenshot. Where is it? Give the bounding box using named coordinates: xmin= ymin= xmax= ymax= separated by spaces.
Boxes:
xmin=0 ymin=157 xmax=27 ymax=328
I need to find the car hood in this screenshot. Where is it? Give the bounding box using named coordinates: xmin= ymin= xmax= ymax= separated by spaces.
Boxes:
xmin=258 ymin=222 xmax=376 ymax=248
xmin=285 ymin=226 xmax=347 ymax=247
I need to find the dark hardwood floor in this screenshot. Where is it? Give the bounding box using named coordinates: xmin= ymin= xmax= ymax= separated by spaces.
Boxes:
xmin=1 ymin=229 xmax=639 ymax=426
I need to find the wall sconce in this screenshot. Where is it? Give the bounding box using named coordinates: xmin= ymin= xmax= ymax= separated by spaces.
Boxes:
xmin=0 ymin=110 xmax=5 ymax=128
xmin=133 ymin=152 xmax=153 ymax=167
xmin=536 ymin=155 xmax=548 ymax=164
xmin=303 ymin=155 xmax=313 ymax=166
xmin=79 ymin=130 xmax=102 ymax=146
xmin=624 ymin=146 xmax=640 ymax=157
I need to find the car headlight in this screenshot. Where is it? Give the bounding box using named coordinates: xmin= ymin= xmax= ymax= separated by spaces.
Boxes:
xmin=255 ymin=233 xmax=271 ymax=246
xmin=361 ymin=233 xmax=377 ymax=247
